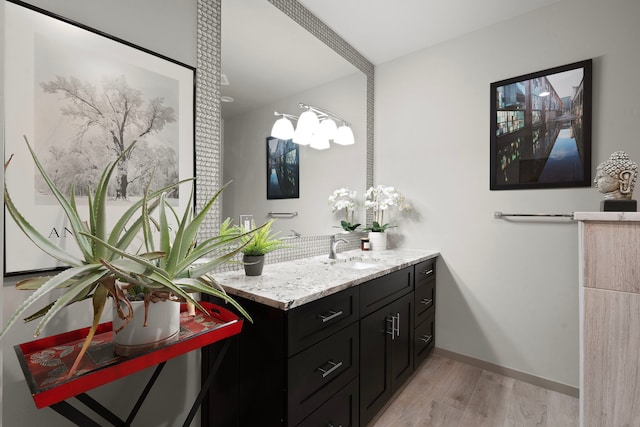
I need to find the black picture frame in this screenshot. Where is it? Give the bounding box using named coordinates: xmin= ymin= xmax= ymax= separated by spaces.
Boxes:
xmin=4 ymin=0 xmax=195 ymax=276
xmin=266 ymin=137 xmax=300 ymax=199
xmin=490 ymin=59 xmax=592 ymax=190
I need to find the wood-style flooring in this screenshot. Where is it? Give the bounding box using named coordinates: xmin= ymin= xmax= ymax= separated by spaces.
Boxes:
xmin=370 ymin=354 xmax=578 ymax=427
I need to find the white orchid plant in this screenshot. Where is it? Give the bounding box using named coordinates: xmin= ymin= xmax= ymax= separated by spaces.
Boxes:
xmin=364 ymin=184 xmax=411 ymax=232
xmin=328 ymin=187 xmax=361 ymax=232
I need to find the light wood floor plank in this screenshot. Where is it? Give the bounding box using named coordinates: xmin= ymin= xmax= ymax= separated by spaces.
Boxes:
xmin=503 ymin=380 xmax=548 ymax=427
xmin=546 ymin=389 xmax=579 ymax=427
xmin=458 ymin=370 xmax=514 ymax=427
xmin=438 ymin=361 xmax=483 ymax=411
xmin=370 ymin=354 xmax=579 ymax=427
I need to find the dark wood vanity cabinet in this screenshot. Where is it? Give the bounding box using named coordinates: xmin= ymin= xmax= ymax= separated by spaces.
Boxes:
xmin=205 ymin=257 xmax=436 ymax=427
xmin=414 ymin=259 xmax=436 ymax=366
xmin=360 ymin=291 xmax=414 ymax=425
xmin=206 ymin=286 xmax=360 ymax=426
xmin=360 ymin=261 xmax=436 ymax=426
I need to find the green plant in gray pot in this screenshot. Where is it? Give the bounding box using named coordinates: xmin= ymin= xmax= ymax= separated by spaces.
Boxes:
xmin=239 ymin=219 xmax=287 ymax=276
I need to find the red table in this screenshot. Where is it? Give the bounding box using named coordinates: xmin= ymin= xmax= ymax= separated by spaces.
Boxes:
xmin=14 ymin=302 xmax=243 ymax=426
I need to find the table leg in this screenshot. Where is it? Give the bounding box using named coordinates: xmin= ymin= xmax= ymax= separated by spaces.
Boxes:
xmin=50 ymin=400 xmax=103 ymax=427
xmin=183 ymin=339 xmax=231 ymax=427
xmin=75 ymin=393 xmax=124 ymax=425
xmin=124 ymin=361 xmax=166 ymax=425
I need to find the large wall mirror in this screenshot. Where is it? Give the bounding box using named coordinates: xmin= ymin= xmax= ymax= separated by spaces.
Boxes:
xmin=216 ymin=0 xmax=374 ymax=237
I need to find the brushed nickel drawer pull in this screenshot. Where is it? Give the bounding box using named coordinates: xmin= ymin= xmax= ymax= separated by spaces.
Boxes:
xmin=387 ymin=317 xmax=395 ymax=340
xmin=396 ymin=313 xmax=400 ymax=338
xmin=318 ymin=360 xmax=343 ymax=378
xmin=327 ymin=424 xmax=343 ymax=427
xmin=420 ymin=334 xmax=433 ymax=344
xmin=420 ymin=298 xmax=433 ymax=306
xmin=422 ymin=269 xmax=434 ymax=276
xmin=318 ymin=310 xmax=343 ymax=323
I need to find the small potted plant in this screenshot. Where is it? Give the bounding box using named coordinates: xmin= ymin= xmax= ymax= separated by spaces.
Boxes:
xmin=328 ymin=187 xmax=361 ymax=232
xmin=239 ymin=219 xmax=287 ymax=276
xmin=364 ymin=184 xmax=411 ymax=250
xmin=1 ymin=137 xmax=252 ymax=375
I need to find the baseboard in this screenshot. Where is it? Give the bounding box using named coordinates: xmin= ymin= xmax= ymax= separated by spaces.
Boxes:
xmin=434 ymin=347 xmax=579 ymax=398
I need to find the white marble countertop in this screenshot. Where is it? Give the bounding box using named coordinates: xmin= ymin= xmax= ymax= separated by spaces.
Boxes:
xmin=213 ymin=248 xmax=440 ymax=310
xmin=574 ymin=211 xmax=640 ymax=222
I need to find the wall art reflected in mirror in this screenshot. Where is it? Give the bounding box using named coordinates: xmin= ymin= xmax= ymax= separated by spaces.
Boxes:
xmin=267 ymin=137 xmax=300 ymax=200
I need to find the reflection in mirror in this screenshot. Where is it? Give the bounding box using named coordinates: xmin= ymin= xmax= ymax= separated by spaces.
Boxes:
xmin=221 ymin=0 xmax=367 ymax=237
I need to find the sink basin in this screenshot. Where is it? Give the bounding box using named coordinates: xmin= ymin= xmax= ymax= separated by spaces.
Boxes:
xmin=322 ymin=256 xmax=381 ymax=269
xmin=346 ymin=261 xmax=378 ymax=270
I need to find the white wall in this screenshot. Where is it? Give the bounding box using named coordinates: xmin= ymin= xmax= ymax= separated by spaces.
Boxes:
xmin=223 ymin=72 xmax=367 ymax=236
xmin=375 ymin=0 xmax=640 ymax=388
xmin=2 ymin=1 xmax=198 ymax=426
xmin=0 ymin=1 xmax=5 ymax=423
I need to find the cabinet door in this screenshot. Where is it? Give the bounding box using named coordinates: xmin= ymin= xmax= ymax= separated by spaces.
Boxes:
xmin=360 ymin=302 xmax=393 ymax=426
xmin=360 ymin=292 xmax=415 ymax=426
xmin=390 ymin=292 xmax=414 ymax=389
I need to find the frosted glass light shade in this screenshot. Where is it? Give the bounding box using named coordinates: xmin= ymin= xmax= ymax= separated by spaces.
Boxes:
xmin=271 ymin=117 xmax=295 ymax=140
xmin=334 ymin=125 xmax=355 ymax=145
xmin=293 ymin=126 xmax=311 ymax=145
xmin=319 ymin=118 xmax=338 ymax=141
xmin=293 ymin=110 xmax=319 ymax=145
xmin=309 ymin=133 xmax=330 ymax=150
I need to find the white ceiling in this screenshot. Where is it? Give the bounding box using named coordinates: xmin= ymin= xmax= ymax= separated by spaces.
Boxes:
xmin=298 ymin=0 xmax=562 ymax=65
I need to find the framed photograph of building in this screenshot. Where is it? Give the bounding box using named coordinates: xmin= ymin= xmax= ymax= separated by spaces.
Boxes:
xmin=4 ymin=0 xmax=195 ymax=275
xmin=490 ymin=59 xmax=592 ymax=190
xmin=266 ymin=137 xmax=300 ymax=199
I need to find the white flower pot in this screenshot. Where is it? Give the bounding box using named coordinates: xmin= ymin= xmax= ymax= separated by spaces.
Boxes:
xmin=112 ymin=299 xmax=181 ymax=356
xmin=368 ymin=231 xmax=388 ymax=251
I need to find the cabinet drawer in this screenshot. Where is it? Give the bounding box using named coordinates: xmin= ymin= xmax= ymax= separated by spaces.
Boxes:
xmin=296 ymin=377 xmax=359 ymax=427
xmin=288 ymin=286 xmax=359 ymax=356
xmin=360 ymin=267 xmax=413 ymax=317
xmin=415 ymin=279 xmax=435 ymax=324
xmin=415 ymin=259 xmax=436 ymax=289
xmin=288 ymin=322 xmax=359 ymax=426
xmin=415 ymin=311 xmax=435 ymax=366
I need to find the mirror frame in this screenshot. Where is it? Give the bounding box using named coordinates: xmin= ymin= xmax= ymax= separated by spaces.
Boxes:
xmin=195 ymin=0 xmax=374 ymax=242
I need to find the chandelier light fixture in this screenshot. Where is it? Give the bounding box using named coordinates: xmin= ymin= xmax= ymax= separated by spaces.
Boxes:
xmin=270 ymin=102 xmax=354 ymax=149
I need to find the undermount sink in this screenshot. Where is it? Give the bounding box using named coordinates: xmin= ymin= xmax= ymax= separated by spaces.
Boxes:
xmin=346 ymin=261 xmax=378 ymax=270
xmin=323 ymin=256 xmax=381 ymax=269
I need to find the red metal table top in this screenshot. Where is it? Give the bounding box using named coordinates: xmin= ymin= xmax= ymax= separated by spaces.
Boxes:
xmin=14 ymin=302 xmax=243 ymax=408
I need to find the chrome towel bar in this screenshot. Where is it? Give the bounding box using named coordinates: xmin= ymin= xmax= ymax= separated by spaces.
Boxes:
xmin=494 ymin=211 xmax=575 ymax=219
xmin=268 ymin=211 xmax=298 ymax=218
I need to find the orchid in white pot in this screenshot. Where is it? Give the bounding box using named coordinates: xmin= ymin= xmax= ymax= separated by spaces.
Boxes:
xmin=364 ymin=185 xmax=411 ymax=232
xmin=328 ymin=187 xmax=361 ymax=232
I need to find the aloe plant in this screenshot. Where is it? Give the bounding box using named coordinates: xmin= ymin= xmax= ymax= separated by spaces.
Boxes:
xmin=2 ymin=136 xmax=251 ymax=376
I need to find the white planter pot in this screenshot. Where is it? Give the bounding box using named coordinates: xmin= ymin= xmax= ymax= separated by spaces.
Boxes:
xmin=112 ymin=299 xmax=181 ymax=356
xmin=368 ymin=231 xmax=388 ymax=251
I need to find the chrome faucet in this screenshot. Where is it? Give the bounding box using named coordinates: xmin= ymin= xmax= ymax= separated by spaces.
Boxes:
xmin=329 ymin=235 xmax=349 ymax=259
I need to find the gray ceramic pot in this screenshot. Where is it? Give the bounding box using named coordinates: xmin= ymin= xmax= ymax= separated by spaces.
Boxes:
xmin=243 ymin=254 xmax=265 ymax=276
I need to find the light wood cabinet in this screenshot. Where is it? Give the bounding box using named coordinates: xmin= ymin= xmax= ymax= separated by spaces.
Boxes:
xmin=577 ymin=213 xmax=640 ymax=427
